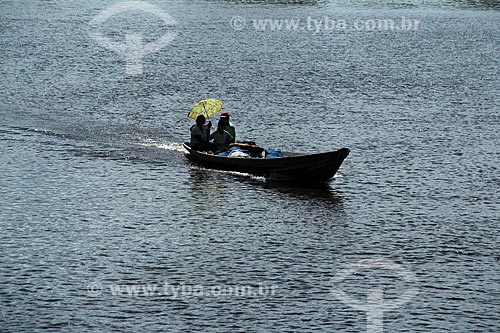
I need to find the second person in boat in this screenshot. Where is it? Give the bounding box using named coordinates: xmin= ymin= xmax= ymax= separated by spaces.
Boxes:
xmin=219 ymin=112 xmax=236 ymax=143
xmin=210 ymin=120 xmax=234 ymax=153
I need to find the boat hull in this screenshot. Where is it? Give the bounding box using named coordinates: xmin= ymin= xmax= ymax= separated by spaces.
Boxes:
xmin=183 ymin=144 xmax=350 ymax=183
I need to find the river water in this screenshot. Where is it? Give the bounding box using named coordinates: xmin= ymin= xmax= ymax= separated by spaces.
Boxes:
xmin=1 ymin=0 xmax=499 ymax=332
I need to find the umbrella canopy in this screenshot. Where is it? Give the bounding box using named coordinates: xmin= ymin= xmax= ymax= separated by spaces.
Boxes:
xmin=188 ymin=99 xmax=224 ymax=120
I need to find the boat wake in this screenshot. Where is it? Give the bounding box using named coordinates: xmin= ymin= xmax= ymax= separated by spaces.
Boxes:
xmin=224 ymin=170 xmax=266 ymax=182
xmin=191 ymin=165 xmax=266 ymax=183
xmin=134 ymin=141 xmax=186 ymax=153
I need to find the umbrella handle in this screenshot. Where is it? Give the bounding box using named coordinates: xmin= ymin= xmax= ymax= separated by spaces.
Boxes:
xmin=201 ymin=103 xmax=212 ymax=135
xmin=202 ymin=102 xmax=208 ymax=118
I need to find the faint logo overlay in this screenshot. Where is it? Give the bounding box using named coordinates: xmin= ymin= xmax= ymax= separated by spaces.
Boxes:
xmin=230 ymin=16 xmax=246 ymax=30
xmin=87 ymin=281 xmax=103 ymax=297
xmin=331 ymin=258 xmax=419 ymax=333
xmin=89 ymin=1 xmax=177 ymax=75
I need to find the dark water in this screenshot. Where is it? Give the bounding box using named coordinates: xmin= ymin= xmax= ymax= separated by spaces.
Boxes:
xmin=1 ymin=0 xmax=499 ymax=332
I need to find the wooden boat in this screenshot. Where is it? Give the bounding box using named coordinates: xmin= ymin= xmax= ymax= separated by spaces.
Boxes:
xmin=183 ymin=143 xmax=350 ymax=183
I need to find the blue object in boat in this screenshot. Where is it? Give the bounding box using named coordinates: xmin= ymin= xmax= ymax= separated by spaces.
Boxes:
xmin=264 ymin=148 xmax=283 ymax=158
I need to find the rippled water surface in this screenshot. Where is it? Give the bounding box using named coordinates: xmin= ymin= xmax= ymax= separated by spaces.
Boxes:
xmin=1 ymin=0 xmax=499 ymax=332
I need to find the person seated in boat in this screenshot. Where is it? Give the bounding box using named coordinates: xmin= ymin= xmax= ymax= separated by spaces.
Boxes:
xmin=219 ymin=112 xmax=236 ymax=143
xmin=209 ymin=120 xmax=234 ymax=153
xmin=190 ymin=115 xmax=211 ymax=151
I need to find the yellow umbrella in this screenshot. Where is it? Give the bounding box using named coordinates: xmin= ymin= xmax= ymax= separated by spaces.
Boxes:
xmin=187 ymin=99 xmax=224 ymax=120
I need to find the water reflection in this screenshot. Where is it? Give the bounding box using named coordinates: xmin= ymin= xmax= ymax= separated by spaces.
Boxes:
xmin=188 ymin=166 xmax=346 ymax=211
xmin=187 ymin=168 xmax=232 ymax=209
xmin=263 ymin=179 xmax=346 ymax=207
